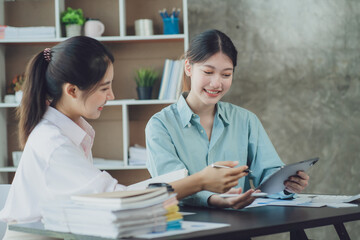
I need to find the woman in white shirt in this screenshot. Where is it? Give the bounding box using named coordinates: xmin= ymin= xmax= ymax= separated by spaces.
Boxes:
xmin=0 ymin=36 xmax=124 ymax=239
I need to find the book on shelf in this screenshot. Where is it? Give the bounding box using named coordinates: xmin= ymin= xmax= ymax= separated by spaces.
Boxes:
xmin=128 ymin=144 xmax=147 ymax=166
xmin=0 ymin=25 xmax=55 ymax=39
xmin=158 ymin=59 xmax=185 ymax=100
xmin=158 ymin=59 xmax=172 ymax=100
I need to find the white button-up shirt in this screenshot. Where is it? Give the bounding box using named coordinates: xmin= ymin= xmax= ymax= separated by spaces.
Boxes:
xmin=0 ymin=107 xmax=125 ymax=223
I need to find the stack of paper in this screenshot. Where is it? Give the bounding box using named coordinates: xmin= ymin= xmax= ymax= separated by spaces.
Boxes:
xmin=0 ymin=26 xmax=56 ymax=39
xmin=128 ymin=144 xmax=147 ymax=166
xmin=163 ymin=194 xmax=183 ymax=230
xmin=42 ymin=187 xmax=182 ymax=238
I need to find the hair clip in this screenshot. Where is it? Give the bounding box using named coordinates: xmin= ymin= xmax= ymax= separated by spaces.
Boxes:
xmin=43 ymin=48 xmax=51 ymax=62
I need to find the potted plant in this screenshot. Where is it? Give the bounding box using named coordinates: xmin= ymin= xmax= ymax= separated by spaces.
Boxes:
xmin=61 ymin=7 xmax=85 ymax=37
xmin=134 ymin=68 xmax=159 ymax=100
xmin=7 ymin=74 xmax=25 ymax=103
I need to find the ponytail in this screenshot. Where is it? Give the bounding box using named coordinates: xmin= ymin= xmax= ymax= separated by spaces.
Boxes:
xmin=17 ymin=51 xmax=49 ymax=148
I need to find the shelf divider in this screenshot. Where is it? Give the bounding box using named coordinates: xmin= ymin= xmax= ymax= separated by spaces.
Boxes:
xmin=119 ymin=0 xmax=126 ymax=37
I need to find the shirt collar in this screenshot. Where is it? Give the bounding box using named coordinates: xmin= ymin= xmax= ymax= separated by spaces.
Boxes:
xmin=177 ymin=92 xmax=195 ymax=128
xmin=216 ymin=102 xmax=230 ymax=126
xmin=177 ymin=92 xmax=230 ymax=127
xmin=42 ymin=106 xmax=94 ymax=147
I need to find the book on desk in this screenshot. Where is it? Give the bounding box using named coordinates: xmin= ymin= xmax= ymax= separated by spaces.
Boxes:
xmin=40 ymin=168 xmax=189 ymax=239
xmin=42 ymin=187 xmax=182 ymax=238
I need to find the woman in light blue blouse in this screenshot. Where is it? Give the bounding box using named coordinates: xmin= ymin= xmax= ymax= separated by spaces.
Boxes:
xmin=146 ymin=29 xmax=309 ymax=209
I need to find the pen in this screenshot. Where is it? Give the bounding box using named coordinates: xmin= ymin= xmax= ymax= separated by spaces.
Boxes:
xmin=159 ymin=10 xmax=165 ymax=19
xmin=211 ymin=164 xmax=252 ymax=173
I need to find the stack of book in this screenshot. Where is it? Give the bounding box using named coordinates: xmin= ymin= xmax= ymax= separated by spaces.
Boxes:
xmin=128 ymin=144 xmax=147 ymax=166
xmin=158 ymin=59 xmax=185 ymax=100
xmin=0 ymin=25 xmax=55 ymax=39
xmin=42 ymin=187 xmax=182 ymax=238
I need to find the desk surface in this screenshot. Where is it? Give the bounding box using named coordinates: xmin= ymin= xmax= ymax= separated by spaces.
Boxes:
xmin=9 ymin=204 xmax=360 ymax=240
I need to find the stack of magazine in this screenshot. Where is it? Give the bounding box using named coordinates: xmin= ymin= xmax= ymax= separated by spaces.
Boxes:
xmin=41 ymin=187 xmax=182 ymax=238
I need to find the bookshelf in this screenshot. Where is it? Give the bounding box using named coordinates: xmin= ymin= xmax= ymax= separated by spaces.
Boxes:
xmin=0 ymin=0 xmax=188 ymax=184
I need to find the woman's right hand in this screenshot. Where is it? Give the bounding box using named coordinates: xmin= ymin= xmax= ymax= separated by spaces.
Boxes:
xmin=198 ymin=161 xmax=249 ymax=193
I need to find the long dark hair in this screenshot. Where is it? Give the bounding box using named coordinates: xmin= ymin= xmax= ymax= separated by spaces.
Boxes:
xmin=18 ymin=36 xmax=114 ymax=148
xmin=183 ymin=29 xmax=238 ymax=91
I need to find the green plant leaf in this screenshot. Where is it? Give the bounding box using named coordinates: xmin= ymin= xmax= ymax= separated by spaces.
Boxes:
xmin=61 ymin=7 xmax=85 ymax=25
xmin=134 ymin=68 xmax=159 ymax=87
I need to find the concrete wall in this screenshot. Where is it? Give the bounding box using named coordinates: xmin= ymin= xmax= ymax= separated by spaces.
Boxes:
xmin=187 ymin=0 xmax=360 ymax=239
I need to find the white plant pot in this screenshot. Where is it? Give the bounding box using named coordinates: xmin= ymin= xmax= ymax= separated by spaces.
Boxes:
xmin=66 ymin=24 xmax=82 ymax=37
xmin=15 ymin=90 xmax=23 ymax=103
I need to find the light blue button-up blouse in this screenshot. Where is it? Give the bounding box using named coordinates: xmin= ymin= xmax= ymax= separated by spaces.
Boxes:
xmin=146 ymin=93 xmax=291 ymax=207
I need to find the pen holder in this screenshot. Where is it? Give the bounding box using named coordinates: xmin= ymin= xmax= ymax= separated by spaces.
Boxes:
xmin=162 ymin=17 xmax=179 ymax=35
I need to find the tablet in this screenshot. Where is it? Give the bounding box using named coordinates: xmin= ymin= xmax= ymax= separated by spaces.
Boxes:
xmin=256 ymin=157 xmax=319 ymax=194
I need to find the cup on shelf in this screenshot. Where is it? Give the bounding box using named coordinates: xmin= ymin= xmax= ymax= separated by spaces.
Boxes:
xmin=134 ymin=19 xmax=154 ymax=36
xmin=84 ymin=19 xmax=105 ymax=38
xmin=12 ymin=151 xmax=23 ymax=167
xmin=162 ymin=17 xmax=179 ymax=34
xmin=4 ymin=94 xmax=16 ymax=103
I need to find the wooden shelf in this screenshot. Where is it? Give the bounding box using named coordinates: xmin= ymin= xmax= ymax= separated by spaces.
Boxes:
xmin=0 ymin=99 xmax=176 ymax=108
xmin=0 ymin=165 xmax=146 ymax=173
xmin=0 ymin=34 xmax=185 ymax=44
xmin=0 ymin=167 xmax=17 ymax=173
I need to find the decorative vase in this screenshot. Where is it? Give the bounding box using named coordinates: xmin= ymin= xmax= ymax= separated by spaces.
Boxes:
xmin=136 ymin=86 xmax=153 ymax=100
xmin=15 ymin=90 xmax=23 ymax=103
xmin=65 ymin=24 xmax=82 ymax=37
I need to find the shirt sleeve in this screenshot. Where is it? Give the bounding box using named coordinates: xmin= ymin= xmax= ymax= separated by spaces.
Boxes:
xmin=146 ymin=116 xmax=187 ymax=176
xmin=146 ymin=117 xmax=213 ymax=207
xmin=247 ymin=114 xmax=294 ymax=199
xmin=44 ymin=142 xmax=120 ymax=199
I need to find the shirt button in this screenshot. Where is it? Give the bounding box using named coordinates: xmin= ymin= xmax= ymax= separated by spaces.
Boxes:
xmin=187 ymin=123 xmax=191 ymax=127
xmin=200 ymin=130 xmax=204 ymax=133
xmin=193 ymin=114 xmax=196 ymax=117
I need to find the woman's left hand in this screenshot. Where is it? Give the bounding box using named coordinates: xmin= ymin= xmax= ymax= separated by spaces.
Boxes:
xmin=208 ymin=188 xmax=259 ymax=209
xmin=284 ymin=171 xmax=309 ymax=193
